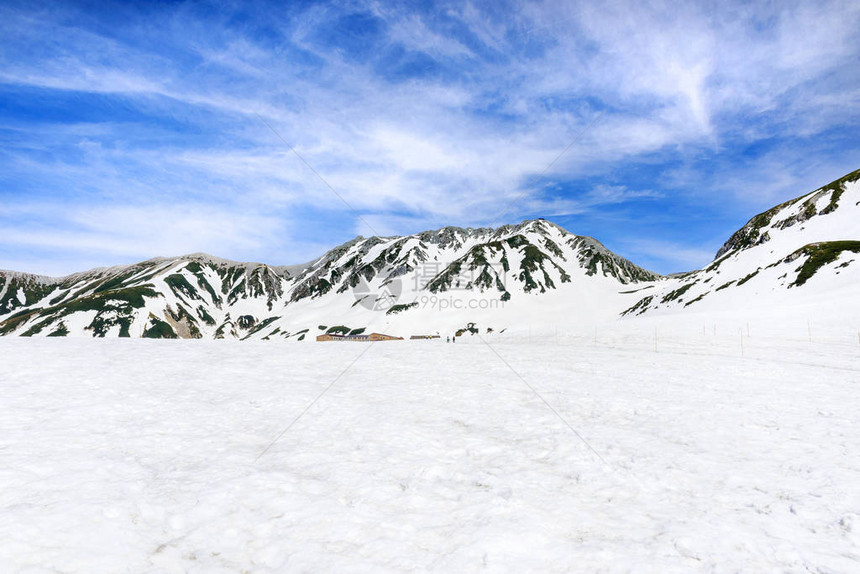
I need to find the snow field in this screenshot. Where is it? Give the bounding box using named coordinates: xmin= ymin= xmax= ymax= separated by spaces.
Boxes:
xmin=1 ymin=337 xmax=859 ymax=572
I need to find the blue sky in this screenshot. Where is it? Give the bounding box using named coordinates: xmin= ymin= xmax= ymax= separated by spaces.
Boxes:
xmin=1 ymin=0 xmax=858 ymax=276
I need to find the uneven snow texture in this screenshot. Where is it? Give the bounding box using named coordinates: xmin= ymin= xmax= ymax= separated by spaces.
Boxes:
xmin=2 ymin=336 xmax=859 ymax=572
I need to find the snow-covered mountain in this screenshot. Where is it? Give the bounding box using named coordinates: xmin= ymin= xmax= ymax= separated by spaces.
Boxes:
xmin=622 ymin=167 xmax=860 ymax=322
xmin=2 ymin=168 xmax=858 ymax=339
xmin=0 ymin=220 xmax=658 ymax=339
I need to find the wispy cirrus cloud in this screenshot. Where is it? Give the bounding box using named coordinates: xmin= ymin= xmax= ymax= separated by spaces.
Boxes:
xmin=0 ymin=0 xmax=858 ymax=275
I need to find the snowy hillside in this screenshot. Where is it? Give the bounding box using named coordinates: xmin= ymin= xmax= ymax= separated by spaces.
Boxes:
xmin=0 ymin=220 xmax=658 ymax=339
xmin=623 ymin=168 xmax=860 ymax=325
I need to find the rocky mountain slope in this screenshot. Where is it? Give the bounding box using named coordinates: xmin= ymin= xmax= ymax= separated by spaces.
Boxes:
xmin=622 ymin=168 xmax=860 ymax=319
xmin=0 ymin=220 xmax=658 ymax=339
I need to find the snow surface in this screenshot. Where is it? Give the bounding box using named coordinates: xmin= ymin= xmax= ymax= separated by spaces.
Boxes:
xmin=2 ymin=334 xmax=859 ymax=572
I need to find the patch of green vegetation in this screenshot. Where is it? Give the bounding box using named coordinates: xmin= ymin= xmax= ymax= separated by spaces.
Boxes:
xmin=21 ymin=318 xmax=51 ymax=336
xmin=426 ymin=261 xmax=462 ymax=293
xmin=819 ymin=168 xmax=860 ymax=215
xmin=581 ymin=250 xmax=609 ymax=277
xmin=305 ymin=277 xmax=332 ymax=299
xmin=3 ymin=307 xmax=37 ymax=322
xmin=196 ymin=306 xmax=216 ymax=326
xmin=499 ymin=251 xmax=510 ymax=273
xmin=715 ymin=280 xmax=736 ymax=292
xmin=706 ymin=253 xmax=733 ymax=272
xmin=684 ymin=292 xmax=707 ymax=307
xmin=0 ymin=276 xmax=55 ymax=315
xmin=326 ymin=325 xmax=350 ymax=335
xmin=621 ymin=295 xmax=654 ymax=316
xmin=133 ymin=262 xmax=168 ymax=284
xmin=801 ymin=199 xmax=818 ymax=220
xmin=661 ymin=283 xmax=694 ymax=304
xmin=791 ymin=241 xmax=860 ymax=287
xmin=165 ymin=274 xmax=202 ymax=301
xmin=517 ymin=243 xmax=566 ymax=293
xmin=2 ymin=284 xmax=161 ymax=336
xmin=47 ymin=322 xmax=69 ymax=337
xmin=736 ymin=268 xmax=761 ymax=286
xmin=227 ymin=279 xmax=247 ymax=305
xmin=348 ymin=327 xmax=366 ymax=335
xmin=0 ymin=310 xmax=37 ymax=335
xmin=187 ymin=268 xmax=222 ymax=306
xmin=542 ymin=238 xmax=564 ymax=258
xmin=142 ymin=314 xmax=178 ymax=339
xmin=63 ymin=285 xmax=161 ymax=312
xmin=184 ymin=261 xmax=203 ymax=274
xmin=87 ymin=314 xmax=134 ymax=338
xmin=466 ymin=244 xmax=492 ymax=269
xmin=92 ymin=272 xmax=135 ymax=294
xmin=387 ymin=302 xmax=418 ymax=315
xmin=247 ymin=267 xmax=282 ymax=305
xmin=506 ymin=234 xmax=528 ymax=249
xmin=618 ymin=285 xmax=655 ymax=294
xmin=214 ymin=321 xmax=231 ymax=339
xmin=243 ymin=316 xmax=281 ymax=339
xmin=298 ymin=333 xmax=305 ymax=341
xmin=48 ymin=290 xmax=70 ymax=306
xmin=219 ymin=267 xmax=245 ymax=295
xmin=471 ymin=267 xmax=492 ymax=291
xmin=318 ymin=325 xmax=328 ymax=330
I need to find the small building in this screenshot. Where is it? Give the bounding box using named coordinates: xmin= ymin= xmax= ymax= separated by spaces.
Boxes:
xmin=316 ymin=333 xmax=342 ymax=341
xmin=316 ymin=332 xmax=402 ymax=342
xmin=367 ymin=332 xmax=403 ymax=341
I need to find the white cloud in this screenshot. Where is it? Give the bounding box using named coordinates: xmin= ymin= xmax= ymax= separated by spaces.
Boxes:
xmin=1 ymin=0 xmax=858 ymax=274
xmin=0 ymin=201 xmax=288 ymax=269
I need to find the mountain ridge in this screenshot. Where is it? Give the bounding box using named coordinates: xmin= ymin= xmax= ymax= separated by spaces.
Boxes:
xmin=0 ymin=218 xmax=658 ymax=338
xmin=2 ymin=168 xmax=858 ymax=338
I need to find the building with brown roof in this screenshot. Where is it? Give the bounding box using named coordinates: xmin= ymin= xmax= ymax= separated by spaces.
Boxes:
xmin=316 ymin=332 xmax=402 ymax=342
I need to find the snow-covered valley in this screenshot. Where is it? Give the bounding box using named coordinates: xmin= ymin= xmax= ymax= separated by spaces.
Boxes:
xmin=2 ymin=335 xmax=858 ymax=572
